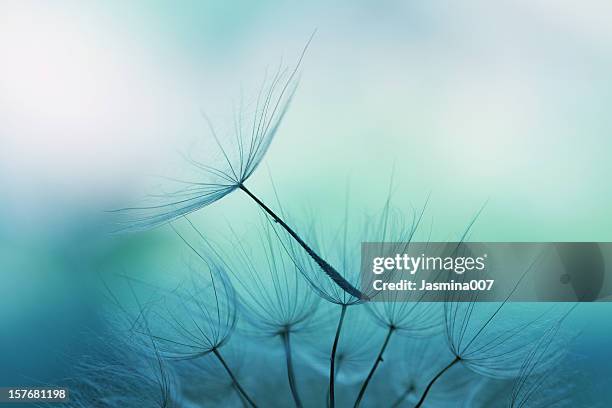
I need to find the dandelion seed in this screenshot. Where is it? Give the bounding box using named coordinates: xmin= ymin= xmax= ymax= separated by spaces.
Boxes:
xmin=462 ymin=309 xmax=581 ymax=408
xmin=132 ymin=264 xmax=237 ymax=361
xmin=111 ymin=32 xmax=366 ymax=300
xmin=353 ymin=200 xmax=441 ymax=407
xmin=181 ymin=217 xmax=321 ymax=408
xmin=413 ymin=250 xmax=577 ymax=408
xmin=125 ymin=230 xmax=259 ymax=408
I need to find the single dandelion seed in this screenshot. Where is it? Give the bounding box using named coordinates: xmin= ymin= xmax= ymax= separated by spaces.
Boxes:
xmin=111 ymin=31 xmax=366 ymax=300
xmin=181 ymin=216 xmax=321 ymax=408
xmin=353 ymin=200 xmax=439 ymax=408
xmin=413 ymin=251 xmax=577 ymax=408
xmin=125 ymin=229 xmax=259 ymax=408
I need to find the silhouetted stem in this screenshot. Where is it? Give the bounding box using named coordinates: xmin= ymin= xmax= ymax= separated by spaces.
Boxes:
xmin=326 ymin=356 xmax=344 ymax=408
xmin=414 ymin=356 xmax=460 ymax=408
xmin=329 ymin=304 xmax=348 ymax=408
xmin=353 ymin=326 xmax=395 ymax=408
xmin=239 ymin=184 xmax=366 ymax=300
xmin=232 ymin=384 xmax=249 ymax=408
xmin=281 ymin=331 xmax=303 ymax=408
xmin=213 ymin=348 xmax=258 ymax=408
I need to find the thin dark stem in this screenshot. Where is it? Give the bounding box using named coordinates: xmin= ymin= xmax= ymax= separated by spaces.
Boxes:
xmin=414 ymin=356 xmax=461 ymax=408
xmin=281 ymin=331 xmax=303 ymax=408
xmin=326 ymin=357 xmax=343 ymax=408
xmin=353 ymin=326 xmax=395 ymax=408
xmin=232 ymin=383 xmax=249 ymax=408
xmin=329 ymin=304 xmax=348 ymax=408
xmin=213 ymin=348 xmax=258 ymax=408
xmin=239 ymin=184 xmax=367 ymax=300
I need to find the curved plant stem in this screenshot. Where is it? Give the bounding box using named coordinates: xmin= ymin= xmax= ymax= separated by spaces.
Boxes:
xmin=329 ymin=304 xmax=348 ymax=408
xmin=353 ymin=326 xmax=395 ymax=408
xmin=239 ymin=184 xmax=366 ymax=300
xmin=414 ymin=356 xmax=460 ymax=408
xmin=326 ymin=356 xmax=344 ymax=408
xmin=213 ymin=348 xmax=258 ymax=408
xmin=281 ymin=331 xmax=303 ymax=408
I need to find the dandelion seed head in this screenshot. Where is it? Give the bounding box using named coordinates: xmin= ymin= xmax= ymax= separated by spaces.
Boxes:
xmin=443 ymin=299 xmax=576 ymax=378
xmin=364 ymin=203 xmax=443 ymax=335
xmin=132 ymin=260 xmax=238 ymax=360
xmin=111 ymin=39 xmax=310 ymax=233
xmin=186 ymin=218 xmax=321 ymax=337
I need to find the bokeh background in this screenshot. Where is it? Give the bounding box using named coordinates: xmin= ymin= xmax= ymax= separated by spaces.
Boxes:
xmin=1 ymin=0 xmax=612 ymax=404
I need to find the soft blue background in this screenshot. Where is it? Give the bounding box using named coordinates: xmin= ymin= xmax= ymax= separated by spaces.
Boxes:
xmin=1 ymin=0 xmax=611 ymax=403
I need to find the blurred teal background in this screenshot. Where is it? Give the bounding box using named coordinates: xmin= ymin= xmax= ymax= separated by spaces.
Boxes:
xmin=1 ymin=0 xmax=612 ymax=401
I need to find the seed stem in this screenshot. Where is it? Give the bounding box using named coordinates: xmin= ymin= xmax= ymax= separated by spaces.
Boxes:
xmin=329 ymin=304 xmax=348 ymax=408
xmin=213 ymin=348 xmax=258 ymax=408
xmin=281 ymin=331 xmax=303 ymax=408
xmin=239 ymin=184 xmax=367 ymax=300
xmin=353 ymin=326 xmax=395 ymax=407
xmin=414 ymin=356 xmax=461 ymax=408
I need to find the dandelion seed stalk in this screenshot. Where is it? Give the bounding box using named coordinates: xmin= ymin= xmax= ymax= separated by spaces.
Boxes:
xmin=213 ymin=348 xmax=258 ymax=408
xmin=329 ymin=304 xmax=348 ymax=408
xmin=414 ymin=356 xmax=460 ymax=408
xmin=239 ymin=184 xmax=366 ymax=300
xmin=281 ymin=330 xmax=303 ymax=408
xmin=353 ymin=326 xmax=395 ymax=408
